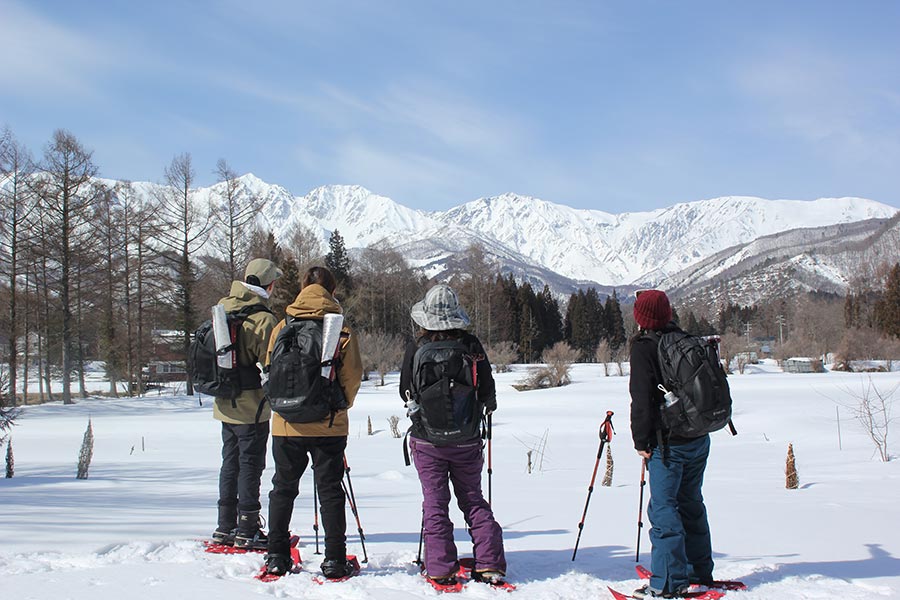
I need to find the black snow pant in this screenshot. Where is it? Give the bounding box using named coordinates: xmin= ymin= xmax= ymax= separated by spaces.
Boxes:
xmin=217 ymin=422 xmax=269 ymax=530
xmin=268 ymin=435 xmax=347 ymax=560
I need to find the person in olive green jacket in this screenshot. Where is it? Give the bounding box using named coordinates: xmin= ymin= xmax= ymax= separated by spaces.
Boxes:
xmin=211 ymin=258 xmax=282 ymax=550
xmin=263 ymin=266 xmax=363 ymax=579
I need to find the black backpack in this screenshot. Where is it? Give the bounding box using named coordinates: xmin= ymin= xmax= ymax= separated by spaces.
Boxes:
xmin=188 ymin=304 xmax=272 ymax=402
xmin=410 ymin=340 xmax=483 ymax=445
xmin=265 ymin=318 xmax=348 ymax=425
xmin=652 ymin=331 xmax=734 ymax=438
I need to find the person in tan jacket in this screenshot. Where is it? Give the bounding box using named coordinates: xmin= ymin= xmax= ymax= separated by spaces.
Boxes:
xmin=263 ymin=266 xmax=363 ymax=579
xmin=211 ymin=258 xmax=282 ymax=550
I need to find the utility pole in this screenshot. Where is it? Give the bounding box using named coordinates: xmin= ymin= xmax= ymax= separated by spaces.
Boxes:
xmin=743 ymin=322 xmax=752 ymax=347
xmin=775 ymin=315 xmax=785 ymax=346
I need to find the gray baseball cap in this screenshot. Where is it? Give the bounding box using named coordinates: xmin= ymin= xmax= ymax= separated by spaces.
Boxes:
xmin=410 ymin=284 xmax=471 ymax=331
xmin=244 ymin=258 xmax=283 ymax=287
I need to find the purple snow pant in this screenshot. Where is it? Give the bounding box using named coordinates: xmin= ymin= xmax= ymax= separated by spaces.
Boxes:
xmin=410 ymin=436 xmax=506 ymax=578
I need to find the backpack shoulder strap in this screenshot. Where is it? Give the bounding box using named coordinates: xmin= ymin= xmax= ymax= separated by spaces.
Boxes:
xmin=233 ymin=303 xmax=273 ymax=319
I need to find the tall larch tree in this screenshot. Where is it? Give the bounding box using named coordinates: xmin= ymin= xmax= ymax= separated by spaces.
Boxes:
xmin=155 ymin=153 xmax=211 ymax=396
xmin=34 ymin=130 xmax=100 ymax=404
xmin=0 ymin=128 xmax=37 ymax=405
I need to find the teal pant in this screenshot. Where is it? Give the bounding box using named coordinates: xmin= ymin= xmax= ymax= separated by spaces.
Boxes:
xmin=647 ymin=435 xmax=713 ymax=594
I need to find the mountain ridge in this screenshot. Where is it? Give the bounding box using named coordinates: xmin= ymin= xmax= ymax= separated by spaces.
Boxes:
xmin=77 ymin=175 xmax=900 ymax=300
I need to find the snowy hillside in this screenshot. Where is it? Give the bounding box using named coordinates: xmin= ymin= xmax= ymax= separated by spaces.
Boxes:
xmin=16 ymin=173 xmax=896 ymax=292
xmin=664 ymin=213 xmax=900 ymax=305
xmin=213 ymin=178 xmax=898 ymax=287
xmin=2 ymin=365 xmax=900 ymax=600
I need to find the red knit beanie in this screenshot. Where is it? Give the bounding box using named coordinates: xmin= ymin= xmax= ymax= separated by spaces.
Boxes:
xmin=633 ymin=290 xmax=672 ymax=330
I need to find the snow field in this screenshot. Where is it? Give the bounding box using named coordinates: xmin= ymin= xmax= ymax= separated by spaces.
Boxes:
xmin=1 ymin=363 xmax=899 ymax=599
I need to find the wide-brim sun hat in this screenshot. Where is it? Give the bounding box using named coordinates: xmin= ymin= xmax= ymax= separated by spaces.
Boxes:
xmin=410 ymin=284 xmax=471 ymax=331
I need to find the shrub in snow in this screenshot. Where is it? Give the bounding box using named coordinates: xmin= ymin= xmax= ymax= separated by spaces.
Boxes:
xmin=516 ymin=342 xmax=578 ymax=390
xmin=486 ymin=342 xmax=518 ymax=373
xmin=785 ymin=443 xmax=799 ymax=489
xmin=77 ymin=418 xmax=94 ymax=479
xmin=842 ymin=376 xmax=897 ymax=462
xmin=387 ymin=415 xmax=401 ymax=438
xmin=5 ymin=439 xmax=13 ymax=478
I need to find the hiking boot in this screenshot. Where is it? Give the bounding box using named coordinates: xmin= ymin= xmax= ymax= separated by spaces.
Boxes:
xmin=234 ymin=510 xmax=268 ymax=550
xmin=265 ymin=553 xmax=294 ymax=576
xmin=429 ymin=575 xmax=459 ymax=586
xmin=320 ymin=557 xmax=356 ymax=579
xmin=633 ymin=584 xmax=691 ymax=598
xmin=234 ymin=529 xmax=268 ymax=550
xmin=473 ymin=570 xmax=506 ymax=585
xmin=210 ymin=528 xmax=236 ymax=545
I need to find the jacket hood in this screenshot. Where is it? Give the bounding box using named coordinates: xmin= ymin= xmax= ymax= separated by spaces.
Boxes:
xmin=285 ymin=284 xmax=343 ymax=320
xmin=219 ymin=281 xmax=269 ymax=312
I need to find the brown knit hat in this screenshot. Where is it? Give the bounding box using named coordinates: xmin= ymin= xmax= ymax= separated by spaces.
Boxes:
xmin=633 ymin=289 xmax=672 ymax=330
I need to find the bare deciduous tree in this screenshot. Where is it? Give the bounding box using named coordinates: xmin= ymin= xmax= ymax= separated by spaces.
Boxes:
xmin=0 ymin=128 xmax=37 ymax=406
xmin=357 ymin=330 xmax=403 ymax=386
xmin=0 ymin=128 xmax=35 ymax=405
xmin=284 ymin=221 xmax=323 ymax=271
xmin=595 ymin=340 xmax=612 ymax=376
xmin=154 ymin=153 xmax=212 ymax=396
xmin=841 ymin=377 xmax=897 ymax=462
xmin=34 ymin=130 xmax=101 ymax=404
xmin=210 ymin=159 xmax=262 ymax=283
xmin=350 ymin=243 xmax=424 ymax=337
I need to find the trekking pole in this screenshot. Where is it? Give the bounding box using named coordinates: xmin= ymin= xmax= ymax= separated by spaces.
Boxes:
xmin=486 ymin=412 xmax=493 ymax=505
xmin=313 ymin=472 xmax=321 ymax=554
xmin=342 ymin=454 xmax=369 ymax=563
xmin=635 ymin=458 xmax=647 ymax=562
xmin=415 ymin=511 xmax=425 ymax=567
xmin=572 ymin=411 xmax=615 ymax=561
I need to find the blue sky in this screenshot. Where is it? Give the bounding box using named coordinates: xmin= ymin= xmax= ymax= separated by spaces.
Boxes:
xmin=2 ymin=0 xmax=899 ymax=212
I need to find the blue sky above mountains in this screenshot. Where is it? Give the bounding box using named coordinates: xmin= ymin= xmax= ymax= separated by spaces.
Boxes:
xmin=2 ymin=0 xmax=898 ymax=212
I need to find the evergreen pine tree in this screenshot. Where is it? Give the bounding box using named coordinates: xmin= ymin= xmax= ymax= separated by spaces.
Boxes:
xmin=698 ymin=316 xmax=715 ymax=336
xmin=538 ymin=285 xmax=564 ymax=350
xmin=684 ymin=311 xmax=701 ymax=335
xmin=493 ymin=274 xmax=521 ymax=351
xmin=876 ymin=263 xmax=900 ymax=338
xmin=325 ymin=229 xmax=353 ymax=293
xmin=603 ymin=292 xmax=626 ymax=352
xmin=517 ymin=283 xmax=540 ymax=361
xmin=271 ymin=255 xmax=301 ymax=320
xmin=563 ymin=291 xmax=581 ymax=347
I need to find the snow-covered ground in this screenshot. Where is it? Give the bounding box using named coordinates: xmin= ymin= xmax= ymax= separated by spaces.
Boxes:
xmin=2 ymin=362 xmax=899 ymax=599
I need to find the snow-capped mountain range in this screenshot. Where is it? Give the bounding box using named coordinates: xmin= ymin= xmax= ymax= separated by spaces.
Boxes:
xmin=113 ymin=174 xmax=900 ymax=300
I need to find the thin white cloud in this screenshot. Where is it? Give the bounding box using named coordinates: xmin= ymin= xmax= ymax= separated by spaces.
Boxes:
xmin=0 ymin=1 xmax=115 ymax=99
xmin=733 ymin=47 xmax=900 ymax=164
xmin=331 ymin=138 xmax=469 ymax=197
